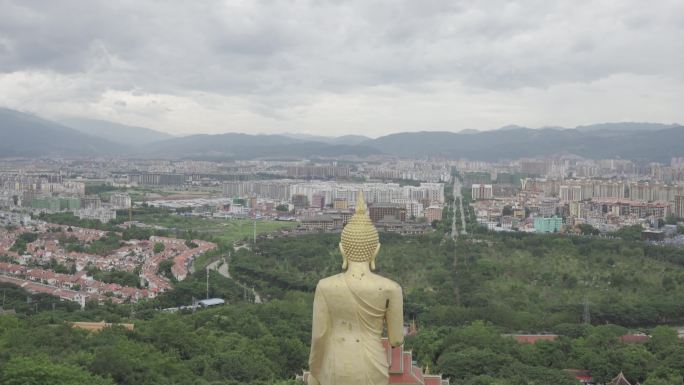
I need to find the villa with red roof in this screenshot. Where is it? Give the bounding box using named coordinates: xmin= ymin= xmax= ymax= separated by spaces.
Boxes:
xmin=0 ymin=225 xmax=216 ymax=305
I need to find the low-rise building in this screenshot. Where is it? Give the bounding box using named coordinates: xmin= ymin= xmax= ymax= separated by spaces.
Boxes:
xmin=533 ymin=216 xmax=563 ymax=233
xmin=76 ymin=208 xmax=116 ymax=223
xmin=424 ymin=205 xmax=443 ymax=223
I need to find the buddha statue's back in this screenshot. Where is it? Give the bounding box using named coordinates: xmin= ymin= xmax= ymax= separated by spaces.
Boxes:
xmin=308 ymin=192 xmax=404 ymax=385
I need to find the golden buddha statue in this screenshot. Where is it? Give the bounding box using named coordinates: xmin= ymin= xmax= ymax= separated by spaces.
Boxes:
xmin=308 ymin=192 xmax=404 ymax=385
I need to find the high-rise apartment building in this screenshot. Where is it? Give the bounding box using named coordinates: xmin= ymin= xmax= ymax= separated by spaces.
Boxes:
xmin=471 ymin=184 xmax=493 ymax=200
xmin=559 ymin=185 xmax=582 ymax=202
xmin=292 ymin=194 xmax=309 ymax=210
xmin=81 ymin=195 xmax=102 ymax=210
xmin=311 ymin=194 xmax=325 ymax=209
xmin=368 ymin=203 xmax=406 ymax=223
xmin=110 ymin=193 xmax=132 ymax=209
xmin=406 ymin=201 xmax=424 ymax=219
xmin=289 ymin=182 xmax=444 ymax=206
xmin=333 ymin=198 xmax=348 ymax=210
xmin=424 ymin=205 xmax=443 ymax=223
xmin=286 ymin=165 xmax=350 ymax=178
xmin=539 ymin=198 xmax=559 ymax=217
xmin=130 ymin=173 xmax=185 ymax=186
xmin=223 ymin=181 xmax=291 ymax=201
xmin=675 ymin=195 xmax=684 ymax=219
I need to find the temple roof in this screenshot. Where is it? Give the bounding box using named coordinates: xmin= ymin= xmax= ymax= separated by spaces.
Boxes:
xmin=610 ymin=372 xmax=632 ymax=385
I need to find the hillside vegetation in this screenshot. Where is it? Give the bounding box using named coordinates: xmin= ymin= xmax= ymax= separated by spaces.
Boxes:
xmin=234 ymin=232 xmax=684 ymax=330
xmin=5 ymin=226 xmax=684 ymax=384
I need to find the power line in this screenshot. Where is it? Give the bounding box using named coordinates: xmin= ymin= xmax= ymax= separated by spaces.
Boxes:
xmin=583 ymin=296 xmax=591 ymax=325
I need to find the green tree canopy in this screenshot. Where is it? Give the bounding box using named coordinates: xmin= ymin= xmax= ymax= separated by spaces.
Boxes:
xmin=0 ymin=356 xmax=114 ymax=385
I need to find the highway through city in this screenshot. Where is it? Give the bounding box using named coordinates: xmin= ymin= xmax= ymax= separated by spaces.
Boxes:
xmin=452 ymin=179 xmax=467 ymax=239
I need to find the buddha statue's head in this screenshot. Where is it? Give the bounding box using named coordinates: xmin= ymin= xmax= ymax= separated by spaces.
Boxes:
xmin=340 ymin=191 xmax=380 ymax=270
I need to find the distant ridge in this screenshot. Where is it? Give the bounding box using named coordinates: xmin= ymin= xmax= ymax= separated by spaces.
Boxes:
xmin=144 ymin=133 xmax=380 ymax=159
xmin=281 ymin=133 xmax=371 ymax=145
xmin=0 ymin=108 xmax=126 ymax=157
xmin=575 ymin=122 xmax=680 ymax=132
xmin=0 ymin=108 xmax=682 ymax=161
xmin=364 ymin=123 xmax=684 ymax=162
xmin=60 ymin=118 xmax=173 ymax=146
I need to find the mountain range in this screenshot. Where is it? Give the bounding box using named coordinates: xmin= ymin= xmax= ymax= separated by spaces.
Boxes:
xmin=58 ymin=118 xmax=173 ymax=145
xmin=0 ymin=108 xmax=125 ymax=157
xmin=1 ymin=107 xmax=683 ymax=162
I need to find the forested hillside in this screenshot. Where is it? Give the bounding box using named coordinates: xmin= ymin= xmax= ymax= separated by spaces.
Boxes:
xmin=0 ymin=287 xmax=308 ymax=385
xmin=229 ymin=231 xmax=684 ymax=384
xmin=235 ymin=232 xmax=684 ymax=329
xmin=4 ymin=230 xmax=684 ymax=384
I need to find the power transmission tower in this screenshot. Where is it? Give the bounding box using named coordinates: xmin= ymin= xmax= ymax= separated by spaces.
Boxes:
xmin=582 ymin=296 xmax=591 ymax=325
xmin=206 ymin=266 xmax=210 ymax=299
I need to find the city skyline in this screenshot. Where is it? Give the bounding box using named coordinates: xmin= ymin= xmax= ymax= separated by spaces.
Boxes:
xmin=1 ymin=1 xmax=683 ymax=137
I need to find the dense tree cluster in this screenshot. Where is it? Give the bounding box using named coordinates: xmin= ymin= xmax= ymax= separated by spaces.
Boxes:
xmin=407 ymin=321 xmax=684 ymax=384
xmin=0 ymin=292 xmax=309 ymax=385
xmin=84 ymin=184 xmax=119 ymax=196
xmin=85 ymin=267 xmax=141 ymax=288
xmin=9 ymin=232 xmax=38 ymax=254
xmin=39 ymin=208 xmax=177 ymax=231
xmin=235 ymin=231 xmax=684 ymax=329
xmin=38 ymin=212 xmax=121 ymax=231
xmin=228 ymin=230 xmax=684 ymax=383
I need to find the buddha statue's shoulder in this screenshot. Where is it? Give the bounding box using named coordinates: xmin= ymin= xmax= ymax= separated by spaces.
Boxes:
xmin=315 ymin=273 xmax=401 ymax=292
xmin=370 ymin=273 xmax=402 ymax=291
xmin=316 ymin=274 xmax=345 ymax=289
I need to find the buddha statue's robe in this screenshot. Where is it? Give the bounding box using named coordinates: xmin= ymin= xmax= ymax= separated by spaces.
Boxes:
xmin=308 ymin=271 xmax=403 ymax=385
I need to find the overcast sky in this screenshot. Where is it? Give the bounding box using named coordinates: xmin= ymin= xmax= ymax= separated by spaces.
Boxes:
xmin=0 ymin=0 xmax=682 ymax=137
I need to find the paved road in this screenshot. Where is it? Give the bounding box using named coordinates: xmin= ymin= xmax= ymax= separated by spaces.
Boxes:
xmin=205 ymin=243 xmax=263 ymax=304
xmin=452 ymin=180 xmax=468 ymax=238
xmin=451 ymin=181 xmax=458 ymax=240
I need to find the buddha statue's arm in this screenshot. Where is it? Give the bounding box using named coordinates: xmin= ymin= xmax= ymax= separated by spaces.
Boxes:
xmin=386 ymin=285 xmax=404 ymax=348
xmin=308 ymin=285 xmax=329 ymax=385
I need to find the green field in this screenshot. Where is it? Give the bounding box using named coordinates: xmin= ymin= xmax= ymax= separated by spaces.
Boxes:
xmin=132 ymin=213 xmax=299 ymax=269
xmin=84 ymin=183 xmax=224 ymax=203
xmin=133 ymin=213 xmax=297 ymax=239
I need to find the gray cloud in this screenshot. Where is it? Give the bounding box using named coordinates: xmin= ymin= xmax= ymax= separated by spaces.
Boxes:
xmin=0 ymin=0 xmax=682 ymax=136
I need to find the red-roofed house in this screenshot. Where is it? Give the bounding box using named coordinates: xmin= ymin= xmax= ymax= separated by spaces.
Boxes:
xmin=619 ymin=334 xmax=650 ymax=344
xmin=564 ymin=369 xmax=594 ymax=384
xmin=0 ymin=262 xmax=25 ymax=275
xmin=25 ymin=269 xmax=57 ymax=285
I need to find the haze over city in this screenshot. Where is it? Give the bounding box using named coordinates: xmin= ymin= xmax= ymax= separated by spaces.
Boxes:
xmin=1 ymin=0 xmax=683 ymax=137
